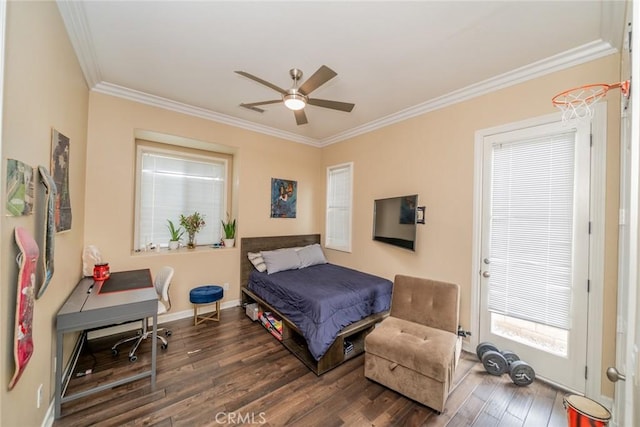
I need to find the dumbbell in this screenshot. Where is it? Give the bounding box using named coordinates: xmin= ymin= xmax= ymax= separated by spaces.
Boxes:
xmin=508 ymin=360 xmax=536 ymax=387
xmin=476 ymin=342 xmax=535 ymax=386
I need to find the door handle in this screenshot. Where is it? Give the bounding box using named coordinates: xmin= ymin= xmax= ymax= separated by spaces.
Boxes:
xmin=606 ymin=366 xmax=626 ymax=382
xmin=482 ymin=271 xmax=491 ymax=278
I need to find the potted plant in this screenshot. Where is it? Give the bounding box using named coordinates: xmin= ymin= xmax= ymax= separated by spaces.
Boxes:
xmin=166 ymin=219 xmax=184 ymax=250
xmin=180 ymin=211 xmax=206 ymax=249
xmin=221 ymin=214 xmax=236 ymax=248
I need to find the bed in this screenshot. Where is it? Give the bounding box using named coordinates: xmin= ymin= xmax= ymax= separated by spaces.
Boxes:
xmin=240 ymin=234 xmax=392 ymax=375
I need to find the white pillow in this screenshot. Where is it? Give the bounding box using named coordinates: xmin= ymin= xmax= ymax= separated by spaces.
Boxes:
xmin=297 ymin=244 xmax=328 ymax=268
xmin=247 ymin=252 xmax=267 ymax=273
xmin=262 ymin=248 xmax=301 ymax=274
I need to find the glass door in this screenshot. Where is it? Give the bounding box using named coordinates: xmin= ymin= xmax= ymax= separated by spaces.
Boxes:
xmin=479 ymin=119 xmax=590 ymax=392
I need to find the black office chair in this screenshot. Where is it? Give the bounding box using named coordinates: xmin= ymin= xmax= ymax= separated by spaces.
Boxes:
xmin=111 ymin=266 xmax=174 ymax=362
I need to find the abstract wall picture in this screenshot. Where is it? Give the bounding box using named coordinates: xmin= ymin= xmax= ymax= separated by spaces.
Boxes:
xmin=271 ymin=178 xmax=297 ymax=218
xmin=51 ymin=129 xmax=72 ymax=232
xmin=6 ymin=159 xmax=34 ymax=216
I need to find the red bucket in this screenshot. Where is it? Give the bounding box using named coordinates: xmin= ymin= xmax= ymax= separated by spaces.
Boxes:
xmin=563 ymin=395 xmax=611 ymax=427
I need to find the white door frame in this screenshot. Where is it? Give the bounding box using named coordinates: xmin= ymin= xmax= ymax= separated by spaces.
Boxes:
xmin=471 ymin=105 xmax=608 ymax=402
xmin=610 ymin=4 xmax=634 ymax=425
xmin=619 ymin=1 xmax=639 ymax=423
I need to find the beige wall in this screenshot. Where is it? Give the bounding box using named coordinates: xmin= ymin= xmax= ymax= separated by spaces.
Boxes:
xmin=84 ymin=93 xmax=323 ymax=314
xmin=321 ymin=54 xmax=621 ymax=397
xmin=0 ymin=2 xmax=89 ymax=426
xmin=0 ymin=3 xmax=624 ymax=425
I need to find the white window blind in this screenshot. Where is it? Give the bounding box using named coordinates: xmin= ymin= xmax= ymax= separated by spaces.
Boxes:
xmin=326 ymin=163 xmax=353 ymax=252
xmin=488 ymin=131 xmax=576 ymax=330
xmin=137 ymin=147 xmax=227 ymax=249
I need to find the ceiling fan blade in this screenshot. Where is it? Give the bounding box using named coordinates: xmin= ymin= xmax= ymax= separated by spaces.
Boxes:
xmin=298 ymin=65 xmax=337 ymax=96
xmin=241 ymin=100 xmax=281 ymax=108
xmin=307 ymin=98 xmax=355 ymax=112
xmin=294 ymin=109 xmax=308 ymax=125
xmin=240 ymin=99 xmax=282 ymax=113
xmin=235 ymin=71 xmax=288 ymax=95
xmin=241 ymin=105 xmax=265 ymax=113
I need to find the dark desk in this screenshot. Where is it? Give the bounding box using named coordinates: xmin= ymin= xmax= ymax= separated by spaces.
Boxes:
xmin=55 ymin=269 xmax=158 ymax=419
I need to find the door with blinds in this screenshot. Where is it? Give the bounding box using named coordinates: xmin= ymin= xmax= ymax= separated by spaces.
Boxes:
xmin=479 ymin=119 xmax=590 ymax=392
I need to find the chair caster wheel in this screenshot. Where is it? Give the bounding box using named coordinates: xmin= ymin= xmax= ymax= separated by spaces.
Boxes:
xmin=165 ymin=330 xmax=172 ymax=337
xmin=111 ymin=348 xmax=118 ymax=357
xmin=129 ymin=355 xmax=137 ymax=362
xmin=161 ymin=343 xmax=168 ymax=350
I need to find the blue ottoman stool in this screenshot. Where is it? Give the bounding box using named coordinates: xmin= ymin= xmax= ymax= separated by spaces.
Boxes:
xmin=189 ymin=285 xmax=224 ymax=325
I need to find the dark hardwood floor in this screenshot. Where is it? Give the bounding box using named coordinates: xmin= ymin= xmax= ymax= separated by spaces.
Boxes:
xmin=54 ymin=307 xmax=570 ymax=426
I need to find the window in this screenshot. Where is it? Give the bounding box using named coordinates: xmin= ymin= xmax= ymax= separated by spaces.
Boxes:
xmin=135 ymin=141 xmax=230 ymax=250
xmin=326 ymin=162 xmax=353 ymax=252
xmin=487 ymin=130 xmax=577 ymax=332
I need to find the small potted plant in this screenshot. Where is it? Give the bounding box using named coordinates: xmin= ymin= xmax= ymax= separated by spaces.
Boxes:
xmin=166 ymin=219 xmax=184 ymax=250
xmin=180 ymin=211 xmax=206 ymax=249
xmin=221 ymin=214 xmax=236 ymax=248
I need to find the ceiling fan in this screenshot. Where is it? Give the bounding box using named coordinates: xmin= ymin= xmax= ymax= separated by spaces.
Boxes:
xmin=235 ymin=65 xmax=355 ymax=125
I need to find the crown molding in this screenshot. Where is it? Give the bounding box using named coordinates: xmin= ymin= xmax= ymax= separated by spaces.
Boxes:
xmin=58 ymin=0 xmax=616 ymax=148
xmin=56 ymin=0 xmax=101 ymax=88
xmin=319 ymin=40 xmax=617 ymax=146
xmin=92 ymin=40 xmax=616 ymax=148
xmin=93 ymin=82 xmax=321 ymax=147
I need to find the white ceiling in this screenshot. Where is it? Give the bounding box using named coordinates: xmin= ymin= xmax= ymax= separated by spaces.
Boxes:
xmin=57 ymin=1 xmax=626 ymax=147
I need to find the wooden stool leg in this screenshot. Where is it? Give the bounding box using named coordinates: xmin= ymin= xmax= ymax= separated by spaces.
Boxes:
xmin=193 ymin=300 xmax=221 ymax=325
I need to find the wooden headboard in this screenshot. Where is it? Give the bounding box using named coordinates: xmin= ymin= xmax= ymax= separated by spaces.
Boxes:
xmin=240 ymin=234 xmax=321 ymax=287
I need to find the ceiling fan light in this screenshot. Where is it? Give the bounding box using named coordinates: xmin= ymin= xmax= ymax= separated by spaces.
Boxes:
xmin=283 ymin=94 xmax=306 ymax=111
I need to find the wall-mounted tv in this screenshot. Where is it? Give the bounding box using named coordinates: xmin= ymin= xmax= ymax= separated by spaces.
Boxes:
xmin=372 ymin=195 xmax=417 ymax=251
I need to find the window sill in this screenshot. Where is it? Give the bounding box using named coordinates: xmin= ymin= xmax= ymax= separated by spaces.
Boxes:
xmin=131 ymin=245 xmax=237 ymax=256
xmin=325 ymin=245 xmax=352 ymax=253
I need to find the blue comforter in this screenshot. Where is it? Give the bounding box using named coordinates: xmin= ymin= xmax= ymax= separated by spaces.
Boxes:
xmin=247 ymin=263 xmax=392 ymax=361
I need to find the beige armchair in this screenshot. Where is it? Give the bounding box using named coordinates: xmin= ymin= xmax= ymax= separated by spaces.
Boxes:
xmin=364 ymin=275 xmax=461 ymax=414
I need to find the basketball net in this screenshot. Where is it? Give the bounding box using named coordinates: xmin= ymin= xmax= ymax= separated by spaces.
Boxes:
xmin=552 ymin=80 xmax=630 ymax=122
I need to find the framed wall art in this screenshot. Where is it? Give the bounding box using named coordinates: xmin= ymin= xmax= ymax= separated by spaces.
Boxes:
xmin=51 ymin=129 xmax=72 ymax=232
xmin=5 ymin=159 xmax=34 ymax=216
xmin=271 ymin=178 xmax=297 ymax=218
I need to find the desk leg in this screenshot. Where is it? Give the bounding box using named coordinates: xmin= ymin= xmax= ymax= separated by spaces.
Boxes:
xmin=151 ymin=312 xmax=157 ymax=389
xmin=54 ymin=330 xmax=63 ymax=419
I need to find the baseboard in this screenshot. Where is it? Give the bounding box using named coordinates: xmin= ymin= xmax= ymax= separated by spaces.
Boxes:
xmin=461 ymin=340 xmax=475 ymax=356
xmin=41 ymin=299 xmax=241 ymax=426
xmin=41 ymin=401 xmax=54 ymax=427
xmin=87 ymin=299 xmax=241 ymax=339
xmin=597 ymin=394 xmax=614 ymax=411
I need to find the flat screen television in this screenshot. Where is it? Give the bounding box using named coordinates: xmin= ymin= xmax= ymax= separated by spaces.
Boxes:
xmin=372 ymin=195 xmax=417 ymax=251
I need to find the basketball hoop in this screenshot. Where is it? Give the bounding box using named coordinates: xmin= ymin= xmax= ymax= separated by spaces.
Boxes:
xmin=552 ymin=80 xmax=630 ymax=122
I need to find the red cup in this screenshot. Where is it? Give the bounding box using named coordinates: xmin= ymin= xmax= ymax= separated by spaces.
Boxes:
xmin=93 ymin=263 xmax=110 ymax=281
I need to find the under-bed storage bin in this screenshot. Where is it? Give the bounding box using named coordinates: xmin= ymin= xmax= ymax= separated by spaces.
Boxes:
xmin=245 ymin=303 xmax=259 ymax=321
